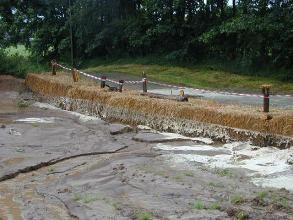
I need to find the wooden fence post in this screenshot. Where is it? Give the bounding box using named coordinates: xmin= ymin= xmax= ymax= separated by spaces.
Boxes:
xmin=261 ymin=85 xmax=271 ymax=113
xmin=76 ymin=70 xmax=80 ymax=81
xmin=72 ymin=68 xmax=79 ymax=82
xmin=179 ymin=90 xmax=188 ymax=102
xmin=101 ymin=76 xmax=106 ymax=88
xmin=51 ymin=60 xmax=56 ymax=75
xmin=142 ymin=72 xmax=147 ymax=93
xmin=119 ymin=80 xmax=124 ymax=92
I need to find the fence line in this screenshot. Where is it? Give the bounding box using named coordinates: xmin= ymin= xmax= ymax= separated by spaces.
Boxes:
xmin=148 ymin=80 xmax=263 ymax=98
xmin=54 ymin=62 xmax=292 ymax=99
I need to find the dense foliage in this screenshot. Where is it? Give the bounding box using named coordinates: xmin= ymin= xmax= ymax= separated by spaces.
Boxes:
xmin=1 ymin=0 xmax=292 ymax=71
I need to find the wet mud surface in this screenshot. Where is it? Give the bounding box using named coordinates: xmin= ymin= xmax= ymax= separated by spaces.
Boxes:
xmin=0 ymin=76 xmax=292 ymax=219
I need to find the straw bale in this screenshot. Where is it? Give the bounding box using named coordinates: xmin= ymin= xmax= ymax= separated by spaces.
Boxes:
xmin=25 ymin=72 xmax=293 ymax=136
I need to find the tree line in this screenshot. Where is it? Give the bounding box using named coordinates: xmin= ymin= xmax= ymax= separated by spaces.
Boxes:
xmin=0 ymin=0 xmax=292 ymax=71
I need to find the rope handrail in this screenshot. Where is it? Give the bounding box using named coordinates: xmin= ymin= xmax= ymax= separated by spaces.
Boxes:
xmin=148 ymin=80 xmax=263 ymax=98
xmin=148 ymin=81 xmax=293 ymax=98
xmin=56 ymin=63 xmax=142 ymax=85
xmin=54 ymin=62 xmax=292 ymax=98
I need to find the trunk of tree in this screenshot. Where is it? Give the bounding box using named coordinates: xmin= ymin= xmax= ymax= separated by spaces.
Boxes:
xmin=233 ymin=0 xmax=236 ymax=16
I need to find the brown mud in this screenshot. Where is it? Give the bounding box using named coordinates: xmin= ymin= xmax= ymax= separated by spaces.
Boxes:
xmin=0 ymin=75 xmax=292 ymax=220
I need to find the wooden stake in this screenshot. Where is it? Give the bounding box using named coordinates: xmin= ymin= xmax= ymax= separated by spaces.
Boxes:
xmin=76 ymin=70 xmax=80 ymax=81
xmin=261 ymin=84 xmax=271 ymax=113
xmin=142 ymin=72 xmax=147 ymax=93
xmin=119 ymin=80 xmax=124 ymax=92
xmin=101 ymin=76 xmax=106 ymax=88
xmin=72 ymin=68 xmax=78 ymax=82
xmin=51 ymin=60 xmax=56 ymax=75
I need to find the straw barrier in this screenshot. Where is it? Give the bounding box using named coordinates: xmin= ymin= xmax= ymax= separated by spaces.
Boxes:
xmin=25 ymin=72 xmax=293 ymax=145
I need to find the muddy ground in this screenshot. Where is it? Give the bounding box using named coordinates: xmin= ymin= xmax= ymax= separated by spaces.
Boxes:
xmin=0 ymin=76 xmax=292 ymax=220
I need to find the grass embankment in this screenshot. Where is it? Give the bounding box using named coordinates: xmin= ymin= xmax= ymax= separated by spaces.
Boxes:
xmin=82 ymin=57 xmax=293 ymax=94
xmin=26 ymin=72 xmax=293 ymax=136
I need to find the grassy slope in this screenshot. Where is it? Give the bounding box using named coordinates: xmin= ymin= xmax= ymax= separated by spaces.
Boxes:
xmin=83 ymin=58 xmax=293 ymax=94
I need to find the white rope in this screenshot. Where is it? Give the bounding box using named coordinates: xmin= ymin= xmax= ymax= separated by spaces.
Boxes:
xmin=56 ymin=64 xmax=72 ymax=71
xmin=148 ymin=80 xmax=186 ymax=89
xmin=124 ymin=80 xmax=143 ymax=84
xmin=273 ymin=94 xmax=293 ymax=98
xmin=149 ymin=80 xmax=270 ymax=98
xmin=77 ymin=70 xmax=102 ymax=81
xmin=54 ymin=62 xmax=292 ymax=98
xmin=106 ymin=78 xmax=121 ymax=85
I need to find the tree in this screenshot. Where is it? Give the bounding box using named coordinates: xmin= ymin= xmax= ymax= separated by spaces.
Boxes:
xmin=0 ymin=0 xmax=292 ymax=70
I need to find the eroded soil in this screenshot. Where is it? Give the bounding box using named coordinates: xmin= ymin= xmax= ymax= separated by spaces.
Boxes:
xmin=0 ymin=76 xmax=292 ymax=220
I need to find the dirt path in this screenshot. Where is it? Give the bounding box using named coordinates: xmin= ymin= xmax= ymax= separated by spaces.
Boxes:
xmin=0 ymin=75 xmax=292 ymax=220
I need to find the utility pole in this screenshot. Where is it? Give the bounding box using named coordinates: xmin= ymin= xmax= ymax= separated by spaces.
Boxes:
xmin=69 ymin=0 xmax=74 ymax=68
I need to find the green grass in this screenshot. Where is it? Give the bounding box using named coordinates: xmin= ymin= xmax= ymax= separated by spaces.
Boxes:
xmin=183 ymin=171 xmax=194 ymax=177
xmin=213 ymin=168 xmax=234 ymax=178
xmin=137 ymin=213 xmax=152 ymax=220
xmin=17 ymin=100 xmax=30 ymax=108
xmin=236 ymin=211 xmax=248 ymax=220
xmin=193 ymin=200 xmax=205 ymax=209
xmin=230 ymin=195 xmax=245 ymax=205
xmin=73 ymin=193 xmax=101 ymax=204
xmin=82 ymin=57 xmax=293 ymax=94
xmin=254 ymin=191 xmax=292 ymax=209
xmin=271 ymin=195 xmax=292 ymax=210
xmin=257 ymin=191 xmax=268 ymax=201
xmin=208 ymin=182 xmax=225 ymax=188
xmin=210 ymin=202 xmax=221 ymax=210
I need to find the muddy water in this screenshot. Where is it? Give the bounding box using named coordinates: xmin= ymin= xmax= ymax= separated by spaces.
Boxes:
xmin=0 ymin=76 xmax=292 ymax=219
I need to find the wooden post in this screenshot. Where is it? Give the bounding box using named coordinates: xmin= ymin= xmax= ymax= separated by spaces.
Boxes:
xmin=179 ymin=90 xmax=188 ymax=102
xmin=51 ymin=60 xmax=56 ymax=75
xmin=72 ymin=68 xmax=78 ymax=82
xmin=261 ymin=85 xmax=271 ymax=113
xmin=76 ymin=70 xmax=80 ymax=81
xmin=142 ymin=72 xmax=147 ymax=93
xmin=101 ymin=76 xmax=106 ymax=88
xmin=118 ymin=80 xmax=124 ymax=92
xmin=179 ymin=90 xmax=185 ymax=97
xmin=71 ymin=68 xmax=76 ymax=82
